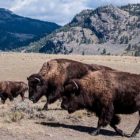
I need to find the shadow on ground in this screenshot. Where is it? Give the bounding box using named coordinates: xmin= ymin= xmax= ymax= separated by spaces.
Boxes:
xmin=37 ymin=108 xmax=62 ymax=111
xmin=37 ymin=122 xmax=118 ymax=136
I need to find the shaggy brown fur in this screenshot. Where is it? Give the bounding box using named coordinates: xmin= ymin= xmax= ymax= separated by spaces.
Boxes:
xmin=27 ymin=59 xmax=113 ymax=110
xmin=61 ymin=70 xmax=140 ymax=137
xmin=0 ymin=81 xmax=28 ymax=103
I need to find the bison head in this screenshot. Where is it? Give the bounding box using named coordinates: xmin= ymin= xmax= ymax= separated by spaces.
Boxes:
xmin=27 ymin=74 xmax=47 ymax=103
xmin=61 ymin=80 xmax=85 ymax=113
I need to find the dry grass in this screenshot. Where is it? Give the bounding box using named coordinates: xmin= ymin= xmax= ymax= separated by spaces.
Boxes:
xmin=3 ymin=111 xmax=24 ymax=123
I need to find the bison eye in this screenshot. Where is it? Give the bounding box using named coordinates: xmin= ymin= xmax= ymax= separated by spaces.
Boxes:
xmin=72 ymin=91 xmax=77 ymax=96
xmin=29 ymin=82 xmax=37 ymax=87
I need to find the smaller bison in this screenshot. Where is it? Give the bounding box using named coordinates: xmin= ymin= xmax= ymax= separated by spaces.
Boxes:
xmin=27 ymin=59 xmax=113 ymax=110
xmin=61 ymin=70 xmax=140 ymax=137
xmin=0 ymin=81 xmax=28 ymax=103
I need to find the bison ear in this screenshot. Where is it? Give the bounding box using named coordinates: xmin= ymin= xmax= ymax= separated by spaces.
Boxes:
xmin=27 ymin=77 xmax=29 ymax=80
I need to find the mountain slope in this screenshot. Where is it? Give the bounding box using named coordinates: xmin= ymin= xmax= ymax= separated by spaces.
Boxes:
xmin=0 ymin=8 xmax=60 ymax=51
xmin=19 ymin=5 xmax=140 ymax=56
xmin=121 ymin=4 xmax=140 ymax=17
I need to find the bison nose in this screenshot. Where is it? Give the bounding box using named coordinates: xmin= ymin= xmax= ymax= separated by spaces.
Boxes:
xmin=29 ymin=97 xmax=33 ymax=101
xmin=61 ymin=103 xmax=68 ymax=110
xmin=30 ymin=97 xmax=36 ymax=103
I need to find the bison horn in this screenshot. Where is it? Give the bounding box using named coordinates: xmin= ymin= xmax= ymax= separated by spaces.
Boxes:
xmin=72 ymin=80 xmax=79 ymax=90
xmin=34 ymin=77 xmax=41 ymax=82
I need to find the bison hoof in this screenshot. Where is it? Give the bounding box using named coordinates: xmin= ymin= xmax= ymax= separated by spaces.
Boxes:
xmin=1 ymin=100 xmax=5 ymax=104
xmin=90 ymin=130 xmax=100 ymax=136
xmin=116 ymin=129 xmax=130 ymax=137
xmin=122 ymin=133 xmax=131 ymax=137
xmin=42 ymin=106 xmax=48 ymax=111
xmin=130 ymin=133 xmax=138 ymax=138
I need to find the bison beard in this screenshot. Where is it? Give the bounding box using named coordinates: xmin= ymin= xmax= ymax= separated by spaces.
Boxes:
xmin=27 ymin=59 xmax=113 ymax=110
xmin=61 ymin=70 xmax=140 ymax=137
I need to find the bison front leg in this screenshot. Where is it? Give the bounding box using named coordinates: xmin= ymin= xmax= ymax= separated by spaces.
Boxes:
xmin=47 ymin=87 xmax=62 ymax=104
xmin=91 ymin=103 xmax=114 ymax=136
xmin=131 ymin=111 xmax=140 ymax=137
xmin=90 ymin=123 xmax=101 ymax=136
xmin=42 ymin=102 xmax=48 ymax=110
xmin=0 ymin=93 xmax=8 ymax=104
xmin=20 ymin=92 xmax=25 ymax=101
xmin=8 ymin=95 xmax=14 ymax=101
xmin=42 ymin=95 xmax=48 ymax=110
xmin=1 ymin=98 xmax=6 ymax=104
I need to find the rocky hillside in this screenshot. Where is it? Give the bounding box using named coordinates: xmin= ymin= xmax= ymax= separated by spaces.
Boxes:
xmin=20 ymin=4 xmax=140 ymax=56
xmin=0 ymin=8 xmax=60 ymax=51
xmin=121 ymin=4 xmax=140 ymax=17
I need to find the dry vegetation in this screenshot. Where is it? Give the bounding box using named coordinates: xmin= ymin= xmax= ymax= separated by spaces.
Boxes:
xmin=0 ymin=52 xmax=140 ymax=140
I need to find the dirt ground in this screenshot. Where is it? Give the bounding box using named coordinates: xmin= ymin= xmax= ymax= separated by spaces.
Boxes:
xmin=0 ymin=52 xmax=140 ymax=140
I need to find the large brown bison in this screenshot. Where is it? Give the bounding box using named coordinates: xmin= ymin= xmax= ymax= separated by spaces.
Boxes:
xmin=0 ymin=81 xmax=28 ymax=103
xmin=61 ymin=70 xmax=140 ymax=137
xmin=27 ymin=59 xmax=113 ymax=110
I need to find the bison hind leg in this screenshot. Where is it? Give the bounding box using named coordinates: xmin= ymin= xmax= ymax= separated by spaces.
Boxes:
xmin=8 ymin=95 xmax=14 ymax=102
xmin=1 ymin=99 xmax=6 ymax=104
xmin=110 ymin=115 xmax=130 ymax=137
xmin=131 ymin=111 xmax=140 ymax=137
xmin=0 ymin=94 xmax=8 ymax=104
xmin=110 ymin=115 xmax=120 ymax=126
xmin=20 ymin=92 xmax=25 ymax=101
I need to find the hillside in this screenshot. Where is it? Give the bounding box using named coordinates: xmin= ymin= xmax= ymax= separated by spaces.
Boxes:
xmin=121 ymin=4 xmax=140 ymax=16
xmin=23 ymin=4 xmax=140 ymax=56
xmin=0 ymin=8 xmax=60 ymax=51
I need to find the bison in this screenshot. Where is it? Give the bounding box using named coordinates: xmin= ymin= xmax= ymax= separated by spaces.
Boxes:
xmin=61 ymin=70 xmax=140 ymax=137
xmin=0 ymin=81 xmax=28 ymax=103
xmin=27 ymin=59 xmax=113 ymax=110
